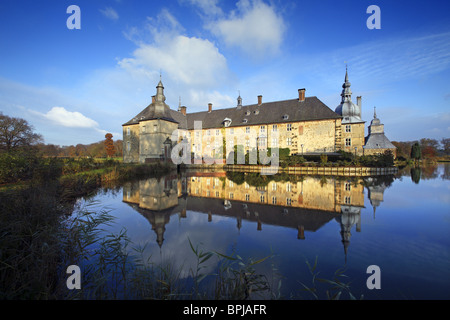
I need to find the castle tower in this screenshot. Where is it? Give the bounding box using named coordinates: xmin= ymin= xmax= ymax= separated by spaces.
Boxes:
xmin=363 ymin=107 xmax=397 ymax=157
xmin=335 ymin=67 xmax=365 ymax=155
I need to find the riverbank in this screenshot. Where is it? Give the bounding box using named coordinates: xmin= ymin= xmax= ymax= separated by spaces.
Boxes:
xmin=0 ymin=161 xmax=174 ymax=299
xmin=182 ymin=164 xmax=398 ymax=176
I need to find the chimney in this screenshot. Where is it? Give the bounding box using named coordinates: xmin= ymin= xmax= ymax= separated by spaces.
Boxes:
xmin=208 ymin=103 xmax=212 ymax=113
xmin=357 ymin=96 xmax=362 ymax=107
xmin=257 ymin=95 xmax=262 ymax=106
xmin=180 ymin=106 xmax=187 ymax=116
xmin=298 ymin=89 xmax=305 ymax=102
xmin=152 ymin=95 xmax=156 ymax=103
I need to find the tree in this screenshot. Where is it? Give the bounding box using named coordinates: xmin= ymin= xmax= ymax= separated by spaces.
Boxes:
xmin=104 ymin=133 xmax=115 ymax=158
xmin=392 ymin=141 xmax=414 ymax=159
xmin=422 ymin=146 xmax=437 ymax=159
xmin=410 ymin=142 xmax=421 ymax=164
xmin=441 ymin=138 xmax=450 ymax=155
xmin=0 ymin=113 xmax=43 ymax=152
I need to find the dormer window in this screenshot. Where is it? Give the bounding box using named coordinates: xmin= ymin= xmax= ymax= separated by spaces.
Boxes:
xmin=245 ymin=111 xmax=251 ymax=116
xmin=254 ymin=110 xmax=259 ymax=115
xmin=282 ymin=114 xmax=289 ymax=120
xmin=242 ymin=119 xmax=248 ymax=123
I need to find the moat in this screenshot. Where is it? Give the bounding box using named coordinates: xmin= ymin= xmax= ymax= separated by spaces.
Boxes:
xmin=74 ymin=163 xmax=450 ymax=299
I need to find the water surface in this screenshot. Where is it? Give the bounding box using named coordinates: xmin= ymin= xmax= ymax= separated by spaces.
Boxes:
xmin=78 ymin=164 xmax=450 ymax=299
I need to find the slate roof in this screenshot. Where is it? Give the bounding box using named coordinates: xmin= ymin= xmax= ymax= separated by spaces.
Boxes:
xmin=123 ymin=96 xmax=341 ymax=130
xmin=364 ymin=133 xmax=396 ymax=149
xmin=122 ymin=102 xmax=178 ymax=126
xmin=363 ymin=115 xmax=396 ymax=150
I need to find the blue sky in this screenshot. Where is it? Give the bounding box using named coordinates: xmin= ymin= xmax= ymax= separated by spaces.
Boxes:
xmin=0 ymin=0 xmax=449 ymax=146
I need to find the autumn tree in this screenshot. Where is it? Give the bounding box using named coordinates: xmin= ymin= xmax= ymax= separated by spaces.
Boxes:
xmin=441 ymin=138 xmax=450 ymax=155
xmin=104 ymin=133 xmax=115 ymax=158
xmin=0 ymin=113 xmax=43 ymax=152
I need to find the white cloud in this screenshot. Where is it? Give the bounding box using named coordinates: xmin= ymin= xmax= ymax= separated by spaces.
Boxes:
xmin=32 ymin=106 xmax=99 ymax=128
xmin=100 ymin=7 xmax=119 ymax=21
xmin=118 ymin=8 xmax=236 ymax=110
xmin=120 ymin=35 xmax=230 ymax=88
xmin=209 ymin=0 xmax=286 ymax=59
xmin=183 ymin=0 xmax=223 ymax=16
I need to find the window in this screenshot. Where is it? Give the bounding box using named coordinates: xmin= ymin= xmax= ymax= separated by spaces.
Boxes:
xmin=272 ymin=124 xmax=277 ymax=132
xmin=345 ymin=182 xmax=351 ymax=191
xmin=127 ymin=127 xmax=130 ymax=136
xmin=271 ymin=137 xmax=278 ymax=147
xmin=287 ymin=137 xmax=292 ymax=146
xmin=229 ymin=181 xmax=234 ymax=187
xmin=272 ymin=196 xmax=277 ymax=205
xmin=229 ymin=193 xmax=234 ymax=199
xmin=246 ymin=126 xmax=250 ymax=134
xmin=287 ymin=123 xmax=292 ymax=131
xmin=260 ymin=125 xmax=265 ymax=134
xmin=207 ymin=130 xmax=211 ymax=136
xmin=127 ymin=141 xmax=131 ymax=152
xmin=345 ymin=196 xmax=351 ymax=204
xmin=242 ymin=119 xmax=248 ymax=123
xmin=345 ymin=138 xmax=352 ymax=146
xmin=216 ymin=129 xmax=220 ymax=136
xmin=216 ymin=191 xmax=219 ymax=197
xmin=346 ymin=125 xmax=351 ymax=133
xmin=286 ymin=183 xmax=292 ymax=192
xmin=258 ymin=138 xmax=266 ymax=148
xmin=245 ymin=194 xmax=250 ymax=201
xmin=272 ymin=183 xmax=277 ymax=191
xmin=282 ymin=114 xmax=289 ymax=120
xmin=260 ymin=195 xmax=265 ymax=203
xmin=286 ymin=198 xmax=292 ymax=206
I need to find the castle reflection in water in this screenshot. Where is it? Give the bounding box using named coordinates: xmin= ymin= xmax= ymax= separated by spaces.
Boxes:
xmin=122 ymin=170 xmax=393 ymax=256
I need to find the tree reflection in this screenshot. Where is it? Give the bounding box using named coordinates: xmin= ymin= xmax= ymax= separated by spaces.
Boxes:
xmin=410 ymin=167 xmax=421 ymax=184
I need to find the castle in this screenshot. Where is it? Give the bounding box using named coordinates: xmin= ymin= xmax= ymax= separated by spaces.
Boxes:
xmin=122 ymin=69 xmax=396 ymax=164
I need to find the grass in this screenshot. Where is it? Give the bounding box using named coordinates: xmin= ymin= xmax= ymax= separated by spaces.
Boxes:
xmin=0 ymin=157 xmax=174 ymax=299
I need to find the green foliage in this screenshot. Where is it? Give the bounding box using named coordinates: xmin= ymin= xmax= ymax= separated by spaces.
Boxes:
xmin=0 ymin=149 xmax=63 ymax=184
xmin=410 ymin=167 xmax=421 ymax=184
xmin=410 ymin=142 xmax=422 ymax=161
xmin=225 ymin=171 xmax=245 ymax=185
xmin=299 ymin=257 xmax=363 ymax=300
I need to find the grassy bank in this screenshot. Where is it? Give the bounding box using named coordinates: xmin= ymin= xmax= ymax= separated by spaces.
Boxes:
xmin=0 ymin=157 xmax=174 ymax=299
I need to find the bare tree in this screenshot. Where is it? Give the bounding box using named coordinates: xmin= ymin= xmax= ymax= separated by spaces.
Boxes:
xmin=0 ymin=113 xmax=43 ymax=152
